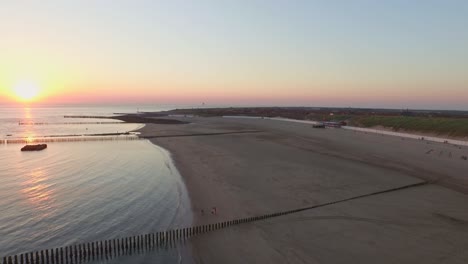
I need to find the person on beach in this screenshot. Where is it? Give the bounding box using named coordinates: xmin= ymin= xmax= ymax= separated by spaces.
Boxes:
xmin=211 ymin=207 xmax=217 ymax=215
xmin=201 ymin=209 xmax=204 ymax=215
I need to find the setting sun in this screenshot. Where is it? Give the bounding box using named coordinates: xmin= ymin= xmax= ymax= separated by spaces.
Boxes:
xmin=13 ymin=81 xmax=40 ymax=101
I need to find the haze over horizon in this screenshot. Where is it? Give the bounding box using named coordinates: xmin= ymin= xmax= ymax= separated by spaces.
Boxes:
xmin=1 ymin=1 xmax=467 ymax=110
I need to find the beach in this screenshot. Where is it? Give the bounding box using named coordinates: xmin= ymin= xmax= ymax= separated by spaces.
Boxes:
xmin=139 ymin=116 xmax=468 ymax=264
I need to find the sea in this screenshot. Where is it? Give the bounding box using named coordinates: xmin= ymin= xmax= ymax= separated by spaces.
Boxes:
xmin=0 ymin=104 xmax=193 ymax=263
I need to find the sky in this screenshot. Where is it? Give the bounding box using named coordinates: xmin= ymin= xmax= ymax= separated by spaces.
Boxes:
xmin=0 ymin=0 xmax=467 ymax=109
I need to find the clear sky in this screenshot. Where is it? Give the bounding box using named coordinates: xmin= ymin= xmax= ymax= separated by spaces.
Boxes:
xmin=1 ymin=0 xmax=467 ymax=109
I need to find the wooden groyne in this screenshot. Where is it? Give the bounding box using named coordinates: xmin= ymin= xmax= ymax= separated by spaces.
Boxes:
xmin=0 ymin=212 xmax=296 ymax=264
xmin=1 ymin=136 xmax=140 ymax=145
xmin=19 ymin=122 xmax=123 ymax=126
xmin=1 ymin=181 xmax=428 ymax=264
xmin=0 ymin=131 xmax=262 ymax=145
xmin=64 ymin=116 xmax=112 ymax=119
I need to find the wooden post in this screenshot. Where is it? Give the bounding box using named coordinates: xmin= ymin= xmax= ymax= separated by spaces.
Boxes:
xmin=78 ymin=244 xmax=82 ymax=262
xmin=116 ymin=238 xmax=120 ymax=255
xmin=7 ymin=256 xmax=12 ymax=264
xmin=93 ymin=241 xmax=97 ymax=258
xmin=40 ymin=251 xmax=45 ymax=264
xmin=74 ymin=245 xmax=78 ymax=263
xmin=104 ymin=240 xmax=108 ymax=258
xmin=69 ymin=246 xmax=73 ymax=263
xmin=49 ymin=250 xmax=53 ymax=264
xmin=14 ymin=255 xmax=17 ymax=264
xmin=66 ymin=246 xmax=73 ymax=263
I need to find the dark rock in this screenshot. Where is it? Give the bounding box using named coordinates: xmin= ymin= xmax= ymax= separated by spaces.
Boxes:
xmin=21 ymin=144 xmax=47 ymax=151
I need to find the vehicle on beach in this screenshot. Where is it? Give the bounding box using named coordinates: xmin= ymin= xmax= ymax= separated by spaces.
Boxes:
xmin=323 ymin=121 xmax=342 ymax=128
xmin=21 ymin=144 xmax=48 ymax=151
xmin=312 ymin=123 xmax=326 ymax=128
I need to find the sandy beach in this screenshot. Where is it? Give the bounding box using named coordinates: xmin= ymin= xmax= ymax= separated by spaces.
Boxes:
xmin=139 ymin=116 xmax=468 ymax=264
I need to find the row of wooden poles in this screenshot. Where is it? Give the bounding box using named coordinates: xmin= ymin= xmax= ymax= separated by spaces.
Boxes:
xmin=18 ymin=122 xmax=123 ymax=126
xmin=1 ymin=209 xmax=301 ymax=264
xmin=1 ymin=180 xmax=429 ymax=264
xmin=63 ymin=116 xmax=110 ymax=119
xmin=1 ymin=136 xmax=140 ymax=145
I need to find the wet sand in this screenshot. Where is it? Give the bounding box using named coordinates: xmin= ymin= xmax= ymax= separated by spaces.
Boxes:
xmin=139 ymin=116 xmax=468 ymax=264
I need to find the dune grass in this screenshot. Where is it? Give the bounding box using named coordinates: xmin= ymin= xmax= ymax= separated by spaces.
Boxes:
xmin=353 ymin=116 xmax=468 ymax=138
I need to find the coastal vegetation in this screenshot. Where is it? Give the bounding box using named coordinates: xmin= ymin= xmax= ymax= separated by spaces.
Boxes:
xmin=350 ymin=116 xmax=468 ymax=138
xmin=163 ymin=107 xmax=468 ymax=138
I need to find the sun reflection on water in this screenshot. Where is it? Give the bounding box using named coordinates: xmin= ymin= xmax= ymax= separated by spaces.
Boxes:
xmin=24 ymin=107 xmax=32 ymax=119
xmin=23 ymin=107 xmax=37 ymax=143
xmin=20 ymin=168 xmax=55 ymax=216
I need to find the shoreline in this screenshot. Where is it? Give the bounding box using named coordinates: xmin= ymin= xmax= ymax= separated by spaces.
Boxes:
xmin=222 ymin=115 xmax=468 ymax=145
xmin=138 ymin=116 xmax=468 ymax=263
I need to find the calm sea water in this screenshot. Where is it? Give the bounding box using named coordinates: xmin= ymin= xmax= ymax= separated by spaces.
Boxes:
xmin=0 ymin=105 xmax=184 ymax=139
xmin=0 ymin=105 xmax=193 ymax=263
